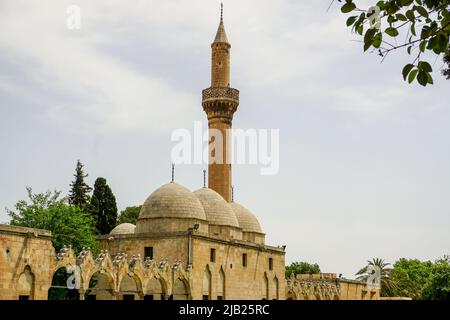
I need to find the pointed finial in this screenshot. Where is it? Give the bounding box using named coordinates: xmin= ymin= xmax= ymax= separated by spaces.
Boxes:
xmin=203 ymin=170 xmax=207 ymax=188
xmin=220 ymin=3 xmax=223 ymax=21
xmin=231 ymin=185 xmax=234 ymax=202
xmin=171 ymin=163 xmax=175 ymax=183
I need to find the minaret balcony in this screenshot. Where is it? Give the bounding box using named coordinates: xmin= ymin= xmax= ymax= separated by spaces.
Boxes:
xmin=202 ymin=87 xmax=239 ymax=105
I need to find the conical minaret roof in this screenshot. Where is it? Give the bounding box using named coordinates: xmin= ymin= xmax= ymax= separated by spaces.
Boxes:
xmin=213 ymin=4 xmax=229 ymax=44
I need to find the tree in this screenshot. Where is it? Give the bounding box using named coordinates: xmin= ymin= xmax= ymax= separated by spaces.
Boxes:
xmin=68 ymin=160 xmax=92 ymax=210
xmin=117 ymin=205 xmax=142 ymax=225
xmin=7 ymin=187 xmax=97 ymax=253
xmin=90 ymin=177 xmax=118 ymax=235
xmin=286 ymin=261 xmax=321 ymax=278
xmin=356 ymin=258 xmax=395 ymax=296
xmin=337 ymin=0 xmax=450 ymax=86
xmin=389 ymin=258 xmax=434 ymax=299
xmin=422 ymin=256 xmax=450 ymax=300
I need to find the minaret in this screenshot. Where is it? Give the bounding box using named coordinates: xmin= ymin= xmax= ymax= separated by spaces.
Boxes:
xmin=202 ymin=4 xmax=239 ymax=202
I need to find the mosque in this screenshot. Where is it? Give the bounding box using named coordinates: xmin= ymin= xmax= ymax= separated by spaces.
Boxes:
xmin=0 ymin=6 xmax=380 ymax=301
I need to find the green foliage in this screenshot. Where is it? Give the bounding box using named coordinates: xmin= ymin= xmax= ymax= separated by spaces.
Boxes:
xmin=7 ymin=187 xmax=97 ymax=253
xmin=68 ymin=160 xmax=92 ymax=210
xmin=338 ymin=0 xmax=450 ymax=86
xmin=90 ymin=177 xmax=118 ymax=235
xmin=389 ymin=258 xmax=434 ymax=299
xmin=422 ymin=256 xmax=450 ymax=300
xmin=285 ymin=261 xmax=321 ymax=278
xmin=357 ymin=256 xmax=450 ymax=299
xmin=117 ymin=205 xmax=142 ymax=225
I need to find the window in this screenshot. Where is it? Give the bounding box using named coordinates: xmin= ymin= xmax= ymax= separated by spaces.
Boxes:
xmin=144 ymin=295 xmax=154 ymax=301
xmin=123 ymin=294 xmax=135 ymax=301
xmin=203 ymin=295 xmax=209 ymax=300
xmin=242 ymin=253 xmax=248 ymax=267
xmin=210 ymin=248 xmax=216 ymax=263
xmin=269 ymin=258 xmax=273 ymax=270
xmin=18 ymin=295 xmax=29 ymax=301
xmin=217 ymin=296 xmax=223 ymax=300
xmin=144 ymin=247 xmax=153 ymax=260
xmin=86 ymin=295 xmax=96 ymax=301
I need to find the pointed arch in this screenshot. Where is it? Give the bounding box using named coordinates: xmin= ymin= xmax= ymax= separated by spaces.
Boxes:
xmin=262 ymin=272 xmax=269 ymax=300
xmin=86 ymin=271 xmax=115 ymax=300
xmin=272 ymin=276 xmax=279 ymax=300
xmin=202 ymin=265 xmax=212 ymax=300
xmin=17 ymin=266 xmax=34 ymax=300
xmin=216 ymin=266 xmax=225 ymax=300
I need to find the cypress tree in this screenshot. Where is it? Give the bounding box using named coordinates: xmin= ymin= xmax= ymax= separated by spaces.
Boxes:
xmin=68 ymin=160 xmax=92 ymax=210
xmin=90 ymin=177 xmax=118 ymax=235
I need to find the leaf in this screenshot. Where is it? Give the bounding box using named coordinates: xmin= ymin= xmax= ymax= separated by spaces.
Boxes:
xmin=418 ymin=61 xmax=432 ymax=73
xmin=396 ymin=13 xmax=407 ymax=21
xmin=416 ymin=6 xmax=429 ymax=18
xmin=407 ymin=45 xmax=412 ymax=55
xmin=417 ymin=70 xmax=428 ymax=86
xmin=411 ymin=23 xmax=416 ymax=36
xmin=405 ymin=10 xmax=415 ymax=21
xmin=419 ymin=40 xmax=426 ymax=52
xmin=364 ymin=28 xmax=377 ymax=45
xmin=357 ymin=24 xmax=364 ymax=35
xmin=402 ymin=64 xmax=414 ymax=80
xmin=426 ymin=73 xmax=433 ymax=85
xmin=346 ymin=16 xmax=358 ymax=26
xmin=372 ymin=32 xmax=382 ymax=48
xmin=341 ymin=2 xmax=356 ymax=13
xmin=385 ymin=27 xmax=399 ymax=37
xmin=408 ymin=69 xmax=418 ymax=83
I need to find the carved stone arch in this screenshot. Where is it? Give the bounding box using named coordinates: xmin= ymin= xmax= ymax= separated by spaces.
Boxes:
xmin=172 ymin=276 xmax=191 ymax=300
xmin=77 ymin=249 xmax=98 ymax=291
xmin=54 ymin=246 xmax=77 ymax=273
xmin=143 ymin=259 xmax=169 ymax=298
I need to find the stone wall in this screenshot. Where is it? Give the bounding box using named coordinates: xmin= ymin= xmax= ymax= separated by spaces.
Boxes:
xmin=0 ymin=224 xmax=56 ymax=300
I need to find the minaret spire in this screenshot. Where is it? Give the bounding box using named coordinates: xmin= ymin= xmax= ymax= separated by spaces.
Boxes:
xmin=202 ymin=6 xmax=239 ymax=202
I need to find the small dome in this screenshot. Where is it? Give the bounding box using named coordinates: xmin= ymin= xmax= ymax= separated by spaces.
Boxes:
xmin=229 ymin=202 xmax=263 ymax=234
xmin=110 ymin=223 xmax=136 ymax=235
xmin=138 ymin=183 xmax=206 ymax=221
xmin=194 ymin=188 xmax=239 ymax=228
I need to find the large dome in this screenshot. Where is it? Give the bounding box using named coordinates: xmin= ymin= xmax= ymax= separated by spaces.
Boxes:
xmin=138 ymin=183 xmax=207 ymax=220
xmin=229 ymin=202 xmax=263 ymax=234
xmin=110 ymin=223 xmax=136 ymax=235
xmin=194 ymin=188 xmax=239 ymax=228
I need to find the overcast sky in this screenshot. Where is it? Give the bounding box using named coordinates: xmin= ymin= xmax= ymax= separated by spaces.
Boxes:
xmin=1 ymin=0 xmax=449 ymax=278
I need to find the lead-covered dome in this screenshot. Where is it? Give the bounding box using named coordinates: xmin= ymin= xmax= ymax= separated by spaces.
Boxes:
xmin=194 ymin=188 xmax=239 ymax=227
xmin=229 ymin=202 xmax=263 ymax=234
xmin=110 ymin=223 xmax=136 ymax=235
xmin=138 ymin=183 xmax=207 ymax=220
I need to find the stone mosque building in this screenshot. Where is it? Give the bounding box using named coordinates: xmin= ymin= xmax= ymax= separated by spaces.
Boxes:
xmin=0 ymin=7 xmax=380 ymax=301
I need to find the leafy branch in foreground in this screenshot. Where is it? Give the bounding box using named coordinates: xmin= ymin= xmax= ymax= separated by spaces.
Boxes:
xmin=338 ymin=0 xmax=450 ymax=86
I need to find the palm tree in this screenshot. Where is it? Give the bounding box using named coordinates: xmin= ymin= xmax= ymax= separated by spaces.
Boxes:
xmin=356 ymin=258 xmax=395 ymax=296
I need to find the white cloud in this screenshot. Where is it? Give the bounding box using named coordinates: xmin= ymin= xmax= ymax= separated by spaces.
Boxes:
xmin=0 ymin=0 xmax=199 ymax=133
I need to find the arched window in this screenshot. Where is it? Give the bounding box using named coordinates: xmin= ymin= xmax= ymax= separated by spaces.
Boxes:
xmin=202 ymin=265 xmax=212 ymax=300
xmin=17 ymin=266 xmax=34 ymax=300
